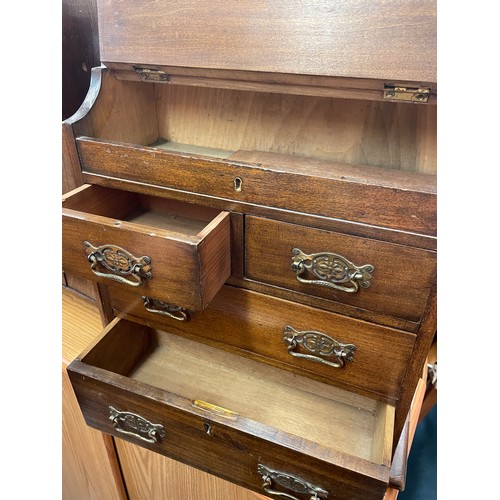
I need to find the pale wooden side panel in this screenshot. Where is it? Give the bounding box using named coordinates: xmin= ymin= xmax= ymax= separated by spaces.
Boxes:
xmin=62 ymin=366 xmax=127 ymax=500
xmin=62 ymin=290 xmax=126 ymax=500
xmin=115 ymin=439 xmax=269 ymax=500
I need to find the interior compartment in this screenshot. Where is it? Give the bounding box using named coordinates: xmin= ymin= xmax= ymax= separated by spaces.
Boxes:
xmin=82 ymin=319 xmax=394 ymax=466
xmin=63 ymin=184 xmax=222 ymax=237
xmin=74 ymin=72 xmax=436 ymax=175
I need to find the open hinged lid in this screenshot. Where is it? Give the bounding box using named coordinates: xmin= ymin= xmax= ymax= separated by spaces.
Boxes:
xmin=97 ymin=0 xmax=436 ymax=103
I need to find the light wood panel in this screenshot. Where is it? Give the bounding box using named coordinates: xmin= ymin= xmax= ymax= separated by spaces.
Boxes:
xmin=124 ymin=329 xmax=384 ymax=462
xmin=62 ymin=289 xmax=127 ymax=500
xmin=156 ymin=85 xmax=437 ymax=174
xmin=72 ymin=70 xmax=158 ymax=144
xmin=116 ymin=440 xmax=268 ymax=500
xmin=62 ymin=289 xmax=105 ymax=363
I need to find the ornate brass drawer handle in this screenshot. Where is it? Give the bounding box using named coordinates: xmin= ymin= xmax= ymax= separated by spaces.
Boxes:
xmin=284 ymin=326 xmax=356 ymax=369
xmin=109 ymin=406 xmax=165 ymax=444
xmin=291 ymin=248 xmax=373 ymax=293
xmin=258 ymin=464 xmax=328 ymax=500
xmin=141 ymin=296 xmax=190 ymax=321
xmin=84 ymin=242 xmax=152 ymax=287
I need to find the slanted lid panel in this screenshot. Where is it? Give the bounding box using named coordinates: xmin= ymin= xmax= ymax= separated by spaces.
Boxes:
xmin=97 ymin=0 xmax=436 ymax=83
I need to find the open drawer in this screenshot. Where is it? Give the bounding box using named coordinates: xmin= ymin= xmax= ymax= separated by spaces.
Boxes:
xmin=108 ymin=284 xmax=416 ymax=402
xmin=62 ymin=184 xmax=231 ymax=310
xmin=68 ymin=318 xmax=395 ymax=500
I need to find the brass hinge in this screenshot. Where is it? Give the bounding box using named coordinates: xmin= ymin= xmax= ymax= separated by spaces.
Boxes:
xmin=383 ymin=85 xmax=431 ymax=103
xmin=133 ymin=66 xmax=169 ymax=82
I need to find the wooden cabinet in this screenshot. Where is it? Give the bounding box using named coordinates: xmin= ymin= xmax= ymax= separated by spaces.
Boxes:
xmin=63 ymin=1 xmax=436 ymax=498
xmin=62 ymin=289 xmax=425 ymax=499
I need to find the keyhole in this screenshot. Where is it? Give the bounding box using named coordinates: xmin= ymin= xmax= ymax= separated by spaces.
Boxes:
xmin=233 ymin=177 xmax=242 ymax=192
xmin=203 ymin=422 xmax=212 ymax=436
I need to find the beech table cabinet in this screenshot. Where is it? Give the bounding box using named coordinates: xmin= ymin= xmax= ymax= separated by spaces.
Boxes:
xmin=62 ymin=1 xmax=437 ymax=499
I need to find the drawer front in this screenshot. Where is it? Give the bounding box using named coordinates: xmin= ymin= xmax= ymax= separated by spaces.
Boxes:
xmin=245 ymin=216 xmax=436 ymax=324
xmin=109 ymin=285 xmax=415 ymax=402
xmin=78 ymin=138 xmax=436 ymax=236
xmin=62 ymin=186 xmax=231 ymax=310
xmin=68 ymin=370 xmax=388 ymax=500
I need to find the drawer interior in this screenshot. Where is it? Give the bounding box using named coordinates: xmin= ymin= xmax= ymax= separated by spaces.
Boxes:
xmin=81 ymin=319 xmax=394 ymax=467
xmin=74 ymin=72 xmax=436 ymax=175
xmin=63 ymin=184 xmax=222 ymax=237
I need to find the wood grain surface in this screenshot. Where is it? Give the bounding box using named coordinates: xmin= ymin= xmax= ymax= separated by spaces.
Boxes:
xmin=62 ymin=289 xmax=127 ymax=500
xmin=62 ymin=289 xmax=272 ymax=499
xmin=72 ymin=69 xmax=436 ymax=174
xmin=126 ymin=329 xmax=385 ymax=459
xmin=63 ymin=272 xmax=99 ymax=302
xmin=62 ymin=185 xmax=231 ymax=310
xmin=156 ymin=85 xmax=437 ymax=174
xmin=77 ymin=139 xmax=436 ymax=236
xmin=72 ymin=69 xmax=159 ymax=143
xmin=109 ymin=284 xmax=416 ymax=402
xmin=97 ymin=0 xmax=436 ymax=83
xmin=62 ymin=122 xmax=85 ymax=194
xmin=62 ymin=289 xmax=106 ymax=364
xmin=115 ymin=440 xmax=268 ymax=500
xmin=108 ymin=62 xmax=437 ymax=104
xmin=245 ymin=216 xmax=436 ymax=325
xmin=68 ymin=317 xmax=394 ymax=499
